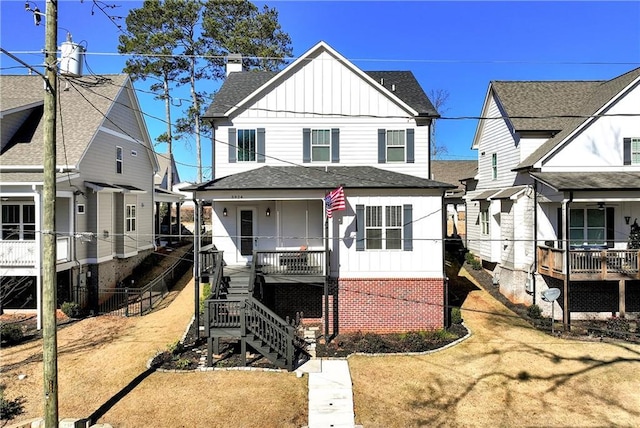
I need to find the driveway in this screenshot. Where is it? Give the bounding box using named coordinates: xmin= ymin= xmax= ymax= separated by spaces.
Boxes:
xmin=348 ymin=267 xmax=640 ymax=427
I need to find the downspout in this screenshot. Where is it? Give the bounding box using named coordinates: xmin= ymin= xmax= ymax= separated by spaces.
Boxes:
xmin=532 ymin=181 xmax=538 ymax=305
xmin=193 ymin=197 xmax=201 ymax=340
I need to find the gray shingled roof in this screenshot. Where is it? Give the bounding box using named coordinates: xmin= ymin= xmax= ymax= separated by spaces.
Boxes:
xmin=203 ymin=70 xmax=438 ymax=119
xmin=493 ymin=67 xmax=640 ymax=170
xmin=530 ymin=172 xmax=640 ymax=191
xmin=187 ymin=166 xmax=454 ymax=191
xmin=0 ymin=74 xmax=129 ymax=167
xmin=430 ymin=160 xmax=477 ymax=191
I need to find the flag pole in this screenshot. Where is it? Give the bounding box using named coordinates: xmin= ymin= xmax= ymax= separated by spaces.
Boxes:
xmin=324 ymin=197 xmax=330 ymax=342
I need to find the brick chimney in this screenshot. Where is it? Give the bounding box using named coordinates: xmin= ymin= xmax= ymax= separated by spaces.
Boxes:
xmin=226 ymin=53 xmax=243 ymax=76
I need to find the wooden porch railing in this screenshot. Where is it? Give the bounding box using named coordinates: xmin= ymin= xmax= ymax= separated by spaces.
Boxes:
xmin=538 ymin=246 xmax=640 ymax=280
xmin=254 ymin=250 xmax=326 ymax=276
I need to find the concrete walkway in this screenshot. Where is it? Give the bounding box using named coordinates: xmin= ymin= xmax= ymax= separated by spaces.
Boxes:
xmin=297 ymin=359 xmax=358 ymax=428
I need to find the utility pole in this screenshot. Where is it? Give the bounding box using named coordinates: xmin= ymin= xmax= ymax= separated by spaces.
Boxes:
xmin=42 ymin=0 xmax=59 ymax=426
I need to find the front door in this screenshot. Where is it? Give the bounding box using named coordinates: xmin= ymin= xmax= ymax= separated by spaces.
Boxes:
xmin=239 ymin=209 xmax=255 ymax=261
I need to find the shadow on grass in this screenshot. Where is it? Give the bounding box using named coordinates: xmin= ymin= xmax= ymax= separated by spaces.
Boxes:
xmin=86 ymin=367 xmax=157 ymax=425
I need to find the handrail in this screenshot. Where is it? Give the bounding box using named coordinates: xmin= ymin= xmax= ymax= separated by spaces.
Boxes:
xmin=245 ymin=297 xmax=296 ymax=369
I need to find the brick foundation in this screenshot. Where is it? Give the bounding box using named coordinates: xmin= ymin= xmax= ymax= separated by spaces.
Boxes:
xmin=336 ymin=278 xmax=444 ymax=333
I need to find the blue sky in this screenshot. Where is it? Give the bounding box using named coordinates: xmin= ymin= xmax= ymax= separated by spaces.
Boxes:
xmin=2 ymin=1 xmax=639 ymax=182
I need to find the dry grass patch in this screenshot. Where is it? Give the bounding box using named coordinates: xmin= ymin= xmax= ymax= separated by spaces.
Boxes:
xmin=349 ymin=278 xmax=640 ymax=428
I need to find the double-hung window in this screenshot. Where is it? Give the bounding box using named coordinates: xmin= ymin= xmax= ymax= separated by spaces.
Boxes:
xmin=237 ymin=129 xmax=256 ymax=162
xmin=365 ymin=205 xmax=403 ymax=250
xmin=480 ymin=205 xmax=490 ymax=235
xmin=126 ymin=204 xmax=137 ymax=232
xmin=569 ymin=208 xmax=605 ymax=248
xmin=1 ymin=204 xmax=36 ymax=240
xmin=386 ymin=130 xmax=405 ymax=162
xmin=116 ymin=146 xmax=123 ymax=174
xmin=311 ymin=129 xmax=331 ymax=162
xmin=632 ymin=138 xmax=640 ymax=165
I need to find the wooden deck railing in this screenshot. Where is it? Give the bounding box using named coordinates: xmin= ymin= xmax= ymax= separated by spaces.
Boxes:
xmin=538 ymin=246 xmax=640 ymax=280
xmin=254 ymin=250 xmax=326 ymax=276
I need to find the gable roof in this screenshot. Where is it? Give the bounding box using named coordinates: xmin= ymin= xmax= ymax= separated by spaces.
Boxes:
xmin=430 ymin=160 xmax=477 ymax=191
xmin=484 ymin=67 xmax=640 ymax=170
xmin=155 ymin=152 xmax=181 ymax=188
xmin=0 ymin=74 xmax=138 ymax=168
xmin=187 ymin=165 xmax=454 ymax=192
xmin=203 ymin=41 xmax=438 ymax=120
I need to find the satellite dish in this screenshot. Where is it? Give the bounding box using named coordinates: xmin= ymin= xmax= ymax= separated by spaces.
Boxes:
xmin=541 ymin=288 xmax=561 ymax=302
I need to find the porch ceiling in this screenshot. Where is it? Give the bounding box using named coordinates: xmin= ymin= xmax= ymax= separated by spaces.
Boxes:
xmin=531 ymin=172 xmax=640 ymax=191
xmin=186 ymin=165 xmax=455 ymax=191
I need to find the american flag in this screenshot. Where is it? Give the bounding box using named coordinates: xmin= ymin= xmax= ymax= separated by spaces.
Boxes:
xmin=325 ymin=186 xmax=345 ymax=218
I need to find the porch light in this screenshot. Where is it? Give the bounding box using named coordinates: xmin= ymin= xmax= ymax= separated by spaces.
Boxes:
xmin=223 ymin=208 xmax=228 ymax=217
xmin=266 ymin=207 xmax=271 ymax=217
xmin=625 ymin=216 xmax=631 ymax=225
xmin=598 ymin=202 xmax=605 ymax=211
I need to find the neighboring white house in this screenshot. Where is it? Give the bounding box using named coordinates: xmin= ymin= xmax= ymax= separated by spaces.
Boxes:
xmin=0 ymin=74 xmax=158 ymax=326
xmin=466 ymin=68 xmax=640 ymax=326
xmin=191 ymin=41 xmax=454 ymax=334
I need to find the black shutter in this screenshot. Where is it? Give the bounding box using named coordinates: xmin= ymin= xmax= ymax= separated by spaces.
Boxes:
xmin=257 ymin=128 xmax=265 ymax=163
xmin=406 ymin=129 xmax=415 ymax=163
xmin=331 ymin=128 xmax=340 ymax=163
xmin=356 ymin=205 xmax=365 ymax=251
xmin=606 ymin=206 xmax=615 ymax=248
xmin=403 ymin=204 xmax=413 ymax=251
xmin=303 ymin=128 xmax=311 ymax=163
xmin=378 ymin=129 xmax=386 ymax=163
xmin=623 ymin=137 xmax=631 ymax=165
xmin=228 ymin=128 xmax=236 ymax=163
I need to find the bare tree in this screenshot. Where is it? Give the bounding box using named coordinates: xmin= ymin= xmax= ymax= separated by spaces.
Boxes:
xmin=429 ymin=89 xmax=450 ymax=160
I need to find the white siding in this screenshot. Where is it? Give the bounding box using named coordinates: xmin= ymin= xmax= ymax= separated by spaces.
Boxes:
xmin=543 ymin=83 xmax=640 ymax=170
xmin=475 ymin=96 xmax=519 ymax=187
xmin=214 ymin=50 xmax=431 ymax=180
xmin=338 ymin=190 xmax=444 ymax=278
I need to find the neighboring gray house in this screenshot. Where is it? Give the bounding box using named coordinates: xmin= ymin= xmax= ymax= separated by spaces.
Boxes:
xmin=467 ymin=68 xmax=640 ymax=326
xmin=0 ymin=74 xmax=158 ymax=326
xmin=154 ymin=152 xmax=185 ymax=242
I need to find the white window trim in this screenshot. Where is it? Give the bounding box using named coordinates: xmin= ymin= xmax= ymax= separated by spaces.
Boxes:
xmin=386 ymin=130 xmax=406 ymax=163
xmin=237 ymin=129 xmax=256 ymax=162
xmin=116 ymin=146 xmax=123 ymax=174
xmin=491 ymin=153 xmax=498 ymax=180
xmin=365 ymin=205 xmax=403 ymax=250
xmin=311 ymin=129 xmax=331 ymax=162
xmin=1 ymin=202 xmax=36 ymax=240
xmin=126 ymin=204 xmax=137 ymax=232
xmin=480 ymin=206 xmax=490 ymax=235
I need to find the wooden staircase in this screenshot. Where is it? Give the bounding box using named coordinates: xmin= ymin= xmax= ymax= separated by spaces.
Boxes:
xmin=202 ymin=251 xmax=308 ymax=371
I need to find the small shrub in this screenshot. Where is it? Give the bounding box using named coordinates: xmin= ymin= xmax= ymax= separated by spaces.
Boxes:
xmin=167 ymin=340 xmax=185 ymax=356
xmin=174 ymin=358 xmax=193 ymax=370
xmin=527 ymin=304 xmax=543 ymax=320
xmin=60 ymin=301 xmax=81 ymax=318
xmin=199 ymin=282 xmax=212 ymax=314
xmin=451 ymin=307 xmax=463 ymax=324
xmin=434 ymin=328 xmax=457 ymax=341
xmin=465 ymin=252 xmax=482 ymax=270
xmin=355 ymin=332 xmax=390 ymax=353
xmin=0 ymin=388 xmax=25 ymax=421
xmin=605 ymin=317 xmax=631 ymax=339
xmin=0 ymin=323 xmax=24 ymax=345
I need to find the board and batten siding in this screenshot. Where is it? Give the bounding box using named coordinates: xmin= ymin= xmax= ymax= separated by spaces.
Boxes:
xmin=337 ymin=191 xmax=444 ymax=278
xmin=214 ymin=50 xmax=431 ymax=180
xmin=97 ymin=192 xmax=113 ymax=260
xmin=541 ymin=83 xmax=640 ymax=170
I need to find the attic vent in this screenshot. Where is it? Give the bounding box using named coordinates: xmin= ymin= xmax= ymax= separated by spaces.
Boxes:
xmin=380 ymin=78 xmax=384 ymax=86
xmin=391 ymin=84 xmax=396 ymax=92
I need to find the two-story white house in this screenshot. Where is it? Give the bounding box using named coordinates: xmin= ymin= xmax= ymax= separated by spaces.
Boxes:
xmin=467 ymin=68 xmax=640 ymax=327
xmin=191 ymin=41 xmax=453 ymax=335
xmin=0 ymin=74 xmax=158 ymax=326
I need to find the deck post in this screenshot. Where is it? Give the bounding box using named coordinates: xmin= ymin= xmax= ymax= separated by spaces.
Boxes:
xmin=619 ymin=279 xmax=626 ymax=318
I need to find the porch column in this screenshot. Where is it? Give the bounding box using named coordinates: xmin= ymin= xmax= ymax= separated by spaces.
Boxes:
xmin=562 ymin=196 xmax=571 ymax=331
xmin=177 ymin=202 xmax=182 ymax=240
xmin=619 ymin=279 xmax=626 ymax=318
xmin=155 ymin=201 xmax=161 ymax=245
